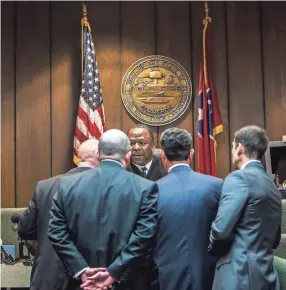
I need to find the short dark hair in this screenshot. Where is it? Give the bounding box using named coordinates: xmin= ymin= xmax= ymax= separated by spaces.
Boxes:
xmin=234 ymin=125 xmax=269 ymax=160
xmin=129 ymin=124 xmax=154 ymax=145
xmin=160 ymin=128 xmax=192 ymax=161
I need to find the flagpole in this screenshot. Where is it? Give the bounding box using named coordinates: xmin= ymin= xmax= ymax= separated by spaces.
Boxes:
xmin=74 ymin=2 xmax=88 ymax=166
xmin=81 ymin=3 xmax=90 ymax=77
xmin=81 ymin=3 xmax=87 ymax=78
xmin=202 ymin=2 xmax=211 ymax=87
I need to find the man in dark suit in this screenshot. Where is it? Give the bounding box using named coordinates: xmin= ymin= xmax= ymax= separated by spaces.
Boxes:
xmin=154 ymin=128 xmax=223 ymax=290
xmin=47 ymin=129 xmax=158 ymax=290
xmin=209 ymin=125 xmax=282 ymax=290
xmin=127 ymin=124 xmax=166 ymax=181
xmin=17 ymin=139 xmax=99 ymax=290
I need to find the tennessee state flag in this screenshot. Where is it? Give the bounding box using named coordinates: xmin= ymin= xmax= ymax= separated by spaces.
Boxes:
xmin=197 ymin=4 xmax=223 ymax=176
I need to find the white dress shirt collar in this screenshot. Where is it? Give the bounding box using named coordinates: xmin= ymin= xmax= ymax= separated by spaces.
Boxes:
xmin=132 ymin=158 xmax=153 ymax=173
xmin=101 ymin=159 xmax=124 ymax=168
xmin=241 ymin=159 xmax=261 ymax=169
xmin=168 ymin=163 xmax=190 ymax=172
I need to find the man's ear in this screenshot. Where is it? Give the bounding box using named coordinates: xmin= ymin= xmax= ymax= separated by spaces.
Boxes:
xmin=161 ymin=150 xmax=166 ymax=162
xmin=189 ymin=149 xmax=195 ymax=163
xmin=237 ymin=143 xmax=244 ymax=156
xmin=96 ymin=151 xmax=100 ymax=162
xmin=125 ymin=151 xmax=131 ymax=165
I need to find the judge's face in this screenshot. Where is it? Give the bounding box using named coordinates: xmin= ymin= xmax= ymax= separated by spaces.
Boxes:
xmin=128 ymin=128 xmax=153 ymax=166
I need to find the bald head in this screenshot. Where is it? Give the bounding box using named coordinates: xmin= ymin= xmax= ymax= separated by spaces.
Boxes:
xmin=77 ymin=139 xmax=99 ymax=168
xmin=98 ymin=129 xmax=131 ymax=165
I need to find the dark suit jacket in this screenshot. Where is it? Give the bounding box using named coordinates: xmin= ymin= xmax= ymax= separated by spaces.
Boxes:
xmin=47 ymin=160 xmax=158 ymax=290
xmin=18 ymin=167 xmax=90 ymax=290
xmin=154 ymin=165 xmax=222 ymax=290
xmin=127 ymin=155 xmax=167 ymax=181
xmin=209 ymin=162 xmax=282 ymax=290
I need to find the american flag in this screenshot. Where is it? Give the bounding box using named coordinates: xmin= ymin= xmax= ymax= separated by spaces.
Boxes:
xmin=73 ymin=6 xmax=106 ymax=165
xmin=197 ymin=4 xmax=223 ymax=176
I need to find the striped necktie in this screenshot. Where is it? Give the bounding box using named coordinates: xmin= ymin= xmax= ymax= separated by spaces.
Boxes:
xmin=141 ymin=166 xmax=148 ymax=178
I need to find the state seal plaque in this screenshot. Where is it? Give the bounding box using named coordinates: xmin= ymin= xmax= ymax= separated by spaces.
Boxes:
xmin=121 ymin=55 xmax=192 ymax=126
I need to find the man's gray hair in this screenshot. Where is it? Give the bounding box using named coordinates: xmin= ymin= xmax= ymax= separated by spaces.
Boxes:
xmin=98 ymin=129 xmax=131 ymax=161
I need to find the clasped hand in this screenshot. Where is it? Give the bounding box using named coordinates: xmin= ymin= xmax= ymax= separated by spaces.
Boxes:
xmin=80 ymin=268 xmax=115 ymax=290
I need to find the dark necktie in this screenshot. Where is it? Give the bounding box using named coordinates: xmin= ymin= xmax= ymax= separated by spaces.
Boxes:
xmin=141 ymin=167 xmax=148 ymax=178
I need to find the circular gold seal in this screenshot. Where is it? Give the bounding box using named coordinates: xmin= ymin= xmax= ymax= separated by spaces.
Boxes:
xmin=121 ymin=55 xmax=192 ymax=126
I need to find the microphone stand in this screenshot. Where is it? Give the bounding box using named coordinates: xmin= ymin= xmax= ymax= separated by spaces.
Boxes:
xmin=10 ymin=222 xmax=34 ymax=266
xmin=12 ymin=238 xmax=31 ymax=265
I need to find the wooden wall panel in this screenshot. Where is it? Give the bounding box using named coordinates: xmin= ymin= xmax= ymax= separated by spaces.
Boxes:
xmin=156 ymin=2 xmax=193 ymax=144
xmin=262 ymin=2 xmax=286 ymax=141
xmin=88 ymin=2 xmax=121 ymax=130
xmin=1 ymin=2 xmax=15 ymax=207
xmin=16 ymin=2 xmax=51 ymax=207
xmin=227 ymin=2 xmax=264 ymax=140
xmin=51 ymin=2 xmax=81 ymax=176
xmin=209 ymin=2 xmax=230 ymax=178
xmin=121 ymin=2 xmax=157 ymax=144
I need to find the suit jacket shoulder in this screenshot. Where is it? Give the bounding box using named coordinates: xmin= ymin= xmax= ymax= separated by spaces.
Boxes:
xmin=58 ymin=168 xmax=92 ymax=190
xmin=36 ymin=168 xmax=91 ymax=202
xmin=35 ymin=175 xmax=64 ymax=200
xmin=221 ymin=169 xmax=249 ymax=197
xmin=37 ymin=175 xmax=63 ymax=189
xmin=194 ymin=171 xmax=223 ymax=187
xmin=158 ymin=169 xmax=223 ymax=197
xmin=35 ymin=167 xmax=90 ymax=196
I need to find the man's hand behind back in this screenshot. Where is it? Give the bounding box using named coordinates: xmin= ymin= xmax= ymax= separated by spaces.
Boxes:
xmin=81 ymin=268 xmax=115 ymax=290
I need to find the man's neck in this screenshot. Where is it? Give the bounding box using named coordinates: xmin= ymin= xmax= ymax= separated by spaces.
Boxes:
xmin=101 ymin=159 xmax=125 ymax=168
xmin=166 ymin=161 xmax=189 ymax=171
xmin=78 ymin=162 xmax=94 ymax=168
xmin=239 ymin=158 xmax=260 ymax=169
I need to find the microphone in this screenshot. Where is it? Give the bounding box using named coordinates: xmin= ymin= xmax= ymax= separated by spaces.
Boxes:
xmin=11 ymin=213 xmax=21 ymax=224
xmin=11 ymin=213 xmax=21 ymax=232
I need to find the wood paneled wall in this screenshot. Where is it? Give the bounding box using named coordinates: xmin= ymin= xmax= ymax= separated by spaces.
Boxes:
xmin=2 ymin=1 xmax=286 ymax=207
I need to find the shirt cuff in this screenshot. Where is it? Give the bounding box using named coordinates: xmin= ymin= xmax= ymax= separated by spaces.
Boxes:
xmin=74 ymin=267 xmax=89 ymax=279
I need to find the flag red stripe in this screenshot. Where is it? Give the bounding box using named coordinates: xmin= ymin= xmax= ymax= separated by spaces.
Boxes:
xmin=78 ymin=106 xmax=102 ymax=139
xmin=75 ymin=126 xmax=88 ymax=144
xmin=97 ymin=106 xmax=106 ymax=131
xmin=73 ymin=147 xmax=78 ymax=157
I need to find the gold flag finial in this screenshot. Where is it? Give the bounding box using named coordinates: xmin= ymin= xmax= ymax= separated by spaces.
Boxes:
xmin=81 ymin=3 xmax=90 ymax=29
xmin=204 ymin=2 xmax=209 ymax=15
xmin=203 ymin=2 xmax=212 ymax=25
xmin=83 ymin=3 xmax=87 ymax=17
